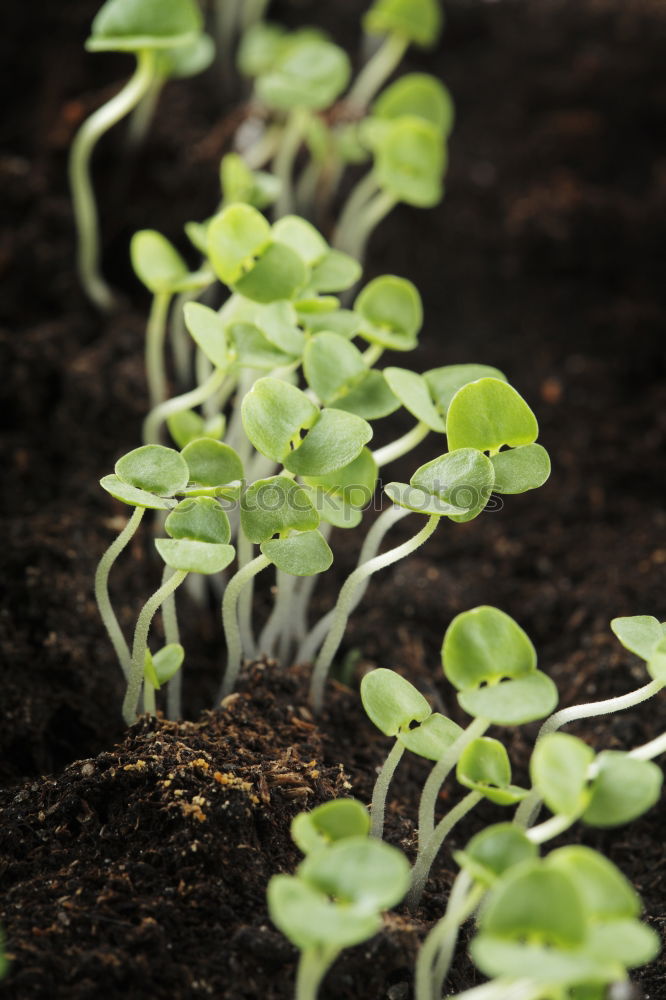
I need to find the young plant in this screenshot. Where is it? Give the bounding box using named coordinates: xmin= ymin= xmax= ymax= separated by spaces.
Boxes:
xmin=291 ymin=798 xmax=371 ymax=855
xmin=69 ymin=0 xmax=204 ymax=309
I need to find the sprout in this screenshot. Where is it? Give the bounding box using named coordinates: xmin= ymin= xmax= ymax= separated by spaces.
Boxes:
xmin=143 ymin=642 xmax=184 ymax=715
xmin=372 ymin=73 xmax=454 ymax=136
xmin=268 ymin=836 xmax=410 ymax=1000
xmin=456 ymin=738 xmax=528 ymax=806
xmin=69 ymin=0 xmax=204 ymax=309
xmin=291 ymin=798 xmax=371 ymax=855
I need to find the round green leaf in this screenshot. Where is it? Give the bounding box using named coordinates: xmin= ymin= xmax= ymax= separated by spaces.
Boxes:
xmin=582 ymin=751 xmax=663 ymax=828
xmin=234 ymin=241 xmax=308 ymax=303
xmin=354 ymin=276 xmax=422 ymax=351
xmin=144 ymin=643 xmax=184 ymax=689
xmin=331 ymin=370 xmax=401 ymax=420
xmin=272 ymin=216 xmax=328 ymax=266
xmin=490 ymin=444 xmax=551 ymax=494
xmin=547 ymin=847 xmax=640 ymax=921
xmin=130 ymin=230 xmax=189 ymax=294
xmin=364 ymin=0 xmax=442 ymax=47
xmin=454 ymin=823 xmax=538 ymax=887
xmin=155 ymin=538 xmax=235 ymax=574
xmin=425 ymin=364 xmax=507 ymax=425
xmin=447 ymin=378 xmax=539 ymax=454
xmin=375 ymin=117 xmax=445 ymax=207
xmin=303 ymin=448 xmax=378 ymax=509
xmin=283 ymin=408 xmax=373 ymax=477
xmin=384 ymin=481 xmax=467 ymax=518
xmin=373 ymin=73 xmax=454 ymax=135
xmin=479 ymin=862 xmax=586 ymax=947
xmin=298 ymin=836 xmax=410 ymax=914
xmin=182 ymin=439 xmax=243 ymax=488
xmin=360 ymin=668 xmax=432 ymax=736
xmin=383 ymin=367 xmax=445 ymax=431
xmin=398 ymin=712 xmax=463 ymax=761
xmin=167 ymin=409 xmax=225 ymax=449
xmin=442 ymin=606 xmax=537 ymax=690
xmin=305 ymin=309 xmax=361 ymax=339
xmin=207 ymin=204 xmax=272 ymax=285
xmin=256 ymin=38 xmax=351 ymax=111
xmin=115 ymin=444 xmax=189 ymax=496
xmin=586 ymin=920 xmax=660 ymax=969
xmin=87 ymin=0 xmax=203 ymax=52
xmin=291 ymin=799 xmax=370 ymax=855
xmin=100 ymin=474 xmax=174 ymax=510
xmin=237 ymin=22 xmax=286 ymax=78
xmin=470 ymin=937 xmax=619 ymax=986
xmin=303 ymin=486 xmax=363 ymax=529
xmin=261 ymin=529 xmax=333 ymax=576
xmin=267 ymin=875 xmax=381 ymax=953
xmin=230 ymin=323 xmax=296 ymax=370
xmin=408 ymin=448 xmax=496 ymax=522
xmin=241 ymin=378 xmax=319 ymax=462
xmin=164 ymin=497 xmax=231 ymax=544
xmin=159 ymin=31 xmax=215 ymax=78
xmin=241 ymin=476 xmax=319 ymax=544
xmin=610 ymin=615 xmax=665 ymax=662
xmin=647 ymin=636 xmax=666 ymax=682
xmin=183 ymin=302 xmax=229 ymax=369
xmin=309 ymin=250 xmax=362 ymax=293
xmin=457 ymin=737 xmax=527 ymax=805
xmin=304 ymin=332 xmax=366 ymax=405
xmin=530 ymin=733 xmax=594 ymax=819
xmin=459 ymin=673 xmax=558 ymax=726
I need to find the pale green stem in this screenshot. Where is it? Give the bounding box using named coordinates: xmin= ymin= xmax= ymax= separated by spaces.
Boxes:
xmin=277 ymin=574 xmax=298 ymax=664
xmin=143 ymin=367 xmax=227 ymax=444
xmin=418 ymin=718 xmax=490 ymax=848
xmin=126 ymin=73 xmax=164 ymax=148
xmin=415 ymin=871 xmax=482 ymax=1000
xmin=291 ymin=521 xmax=334 ymax=645
xmin=346 ymin=32 xmax=409 ymax=109
xmin=630 ymin=729 xmax=666 ymax=761
xmin=432 ymin=878 xmax=485 ymax=996
xmin=143 ymin=680 xmax=157 ymax=716
xmin=373 ymin=421 xmax=430 ymax=468
xmin=310 ymin=513 xmax=440 ymax=712
xmin=122 ymin=569 xmax=187 ymax=725
xmin=258 ymin=568 xmax=291 ymax=656
xmin=237 ymin=531 xmax=257 ymax=659
xmin=220 ymin=554 xmax=271 ymax=698
xmin=370 ymin=739 xmax=405 ymax=839
xmin=362 ymin=343 xmax=384 ymax=367
xmin=162 ymin=564 xmax=183 ymax=721
xmin=69 ymin=49 xmax=157 ymax=311
xmin=241 ymin=0 xmax=270 ymax=31
xmin=146 ymin=290 xmax=172 ymax=411
xmin=527 ymin=813 xmax=573 ymax=845
xmin=240 ymin=124 xmax=281 ymax=171
xmin=94 ymin=506 xmax=145 ymax=679
xmin=215 ymin=0 xmax=241 ymax=88
xmin=274 ymin=107 xmax=309 ymax=218
xmin=514 ymin=677 xmax=664 ymax=828
xmin=343 ymin=189 xmax=398 ymax=261
xmin=295 ymin=949 xmax=332 ymax=1000
xmin=297 ymin=506 xmax=409 ymax=664
xmin=170 ymin=289 xmax=198 ymax=386
xmin=408 ymin=791 xmax=482 ymax=910
xmin=333 ymin=171 xmax=380 ymax=249
xmin=295 ymin=156 xmax=324 ymax=216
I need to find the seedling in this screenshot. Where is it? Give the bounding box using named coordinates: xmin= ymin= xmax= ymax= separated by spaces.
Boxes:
xmin=291 ymin=798 xmax=371 ymax=855
xmin=143 ymin=642 xmax=184 ymax=715
xmin=69 ymin=0 xmax=205 ymax=309
xmin=268 ymin=836 xmax=410 ymax=1000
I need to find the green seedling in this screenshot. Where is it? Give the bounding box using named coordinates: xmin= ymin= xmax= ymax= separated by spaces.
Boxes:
xmin=221 ymin=153 xmax=282 ymax=211
xmin=372 ymin=72 xmax=454 ymax=135
xmin=268 ymin=836 xmax=410 ymax=1000
xmin=143 ymin=642 xmax=184 ymax=715
xmin=291 ymin=798 xmax=371 ymax=855
xmin=456 ymin=738 xmax=528 ymax=806
xmin=167 ymin=409 xmax=226 ymax=449
xmin=69 ymin=0 xmax=204 ymax=309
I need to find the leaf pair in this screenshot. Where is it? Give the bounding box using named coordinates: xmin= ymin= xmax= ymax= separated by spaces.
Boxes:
xmin=240 ymin=476 xmax=332 ymax=576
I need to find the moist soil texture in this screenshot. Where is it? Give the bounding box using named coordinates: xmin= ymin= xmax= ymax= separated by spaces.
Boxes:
xmin=1 ymin=0 xmax=665 ymax=997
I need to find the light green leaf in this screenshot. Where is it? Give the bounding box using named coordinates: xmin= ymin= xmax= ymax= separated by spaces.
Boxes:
xmin=272 ymin=216 xmax=328 ymax=266
xmin=490 ymin=444 xmax=551 ymax=494
xmin=409 ymin=448 xmax=495 ymax=522
xmin=530 ymin=733 xmax=594 ymax=819
xmin=443 ymin=606 xmax=537 ymax=690
xmin=383 ymin=367 xmax=445 ymax=431
xmin=100 ymin=474 xmax=174 ymax=510
xmin=304 ymin=309 xmax=361 ymax=339
xmin=261 ymin=529 xmax=333 ymax=576
xmin=303 ymin=448 xmax=378 ymax=508
xmin=144 ymin=643 xmax=184 ymax=689
xmin=610 ymin=615 xmax=664 ymax=661
xmin=298 ymin=836 xmax=410 ymax=914
xmin=234 ymin=241 xmax=308 ymax=303
xmin=647 ymin=636 xmax=666 ymax=682
xmin=303 ymin=332 xmax=366 ymax=404
xmin=454 ymin=823 xmax=538 ymax=887
xmin=241 ymin=476 xmax=319 ymax=544
xmin=87 ymin=0 xmax=203 ymax=52
xmin=424 ymin=364 xmax=507 ymax=424
xmin=458 ymin=672 xmax=558 ymax=726
xmin=373 ymin=73 xmax=454 ymax=135
xmin=375 ymin=116 xmax=445 ymax=207
xmin=447 ymin=378 xmax=538 ymax=454
xmin=309 ymin=250 xmax=362 ymax=293
xmin=354 ymin=275 xmax=422 ymax=350
xmin=457 ymin=737 xmax=527 ymax=805
xmin=583 ymin=752 xmax=663 ymax=828
xmin=291 ymin=799 xmax=370 ymax=855
xmin=360 ymin=668 xmax=431 ymax=736
xmin=256 ymin=38 xmax=351 ymax=111
xmin=241 ymin=377 xmax=319 ymax=462
xmin=303 ymin=486 xmax=363 ymax=529
xmin=547 ymin=847 xmax=641 ymax=921
xmin=182 ymin=439 xmax=243 ymax=488
xmin=183 ymin=302 xmax=229 ymax=369
xmin=164 ymin=497 xmax=230 ymax=544
xmin=130 ymin=230 xmax=189 ymax=294
xmin=330 ymin=370 xmax=401 ymax=420
xmin=115 ymin=444 xmax=189 ymax=496
xmin=267 ymin=875 xmax=380 ymax=952
xmin=159 ymin=31 xmax=215 ymax=78
xmin=470 ymin=937 xmax=619 ymax=986
xmin=586 ymin=920 xmax=659 ymax=968
xmin=283 ymin=408 xmax=373 ymax=476
xmin=167 ymin=409 xmax=225 ymax=449
xmin=479 ymin=862 xmax=586 ymax=947
xmin=364 ymin=0 xmax=443 ymax=47
xmin=230 ymin=323 xmax=297 ymax=370
xmin=384 ymin=481 xmax=467 ymax=518
xmin=237 ymin=22 xmax=286 ymax=78
xmin=398 ymin=712 xmax=463 ymax=761
xmin=155 ymin=538 xmax=235 ymax=574
xmin=207 ymin=204 xmax=272 ymax=285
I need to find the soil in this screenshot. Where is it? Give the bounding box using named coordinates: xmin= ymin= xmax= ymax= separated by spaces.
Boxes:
xmin=1 ymin=0 xmax=666 ymax=997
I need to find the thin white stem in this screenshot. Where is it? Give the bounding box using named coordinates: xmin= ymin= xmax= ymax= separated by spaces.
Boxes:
xmin=94 ymin=506 xmax=145 ymax=679
xmin=362 ymin=343 xmax=384 ymax=367
xmin=170 ymin=289 xmax=198 ymax=387
xmin=310 ymin=513 xmax=440 ymax=712
xmin=342 ymin=189 xmax=398 ymax=261
xmin=143 ymin=681 xmax=157 ymax=716
xmin=408 ymin=791 xmax=482 ymax=910
xmin=333 ymin=171 xmax=380 ymax=249
xmin=237 ymin=531 xmax=257 ymax=659
xmin=273 ymin=108 xmax=309 ymax=218
xmin=146 ymin=291 xmax=172 ymax=410
xmin=527 ymin=812 xmax=573 ymax=845
xmin=123 ymin=569 xmax=188 ymax=725
xmin=258 ymin=569 xmax=291 ymax=656
xmin=126 ymin=73 xmax=164 ymax=148
xmin=69 ymin=49 xmax=157 ymax=311
xmin=370 ymin=739 xmax=405 ymax=839
xmin=220 ymin=554 xmax=271 ymax=698
xmin=373 ymin=421 xmax=430 ymax=468
xmin=415 ymin=871 xmax=482 ymax=1000
xmin=630 ymin=729 xmax=666 ymax=761
xmin=346 ymin=33 xmax=409 ymax=109
xmin=143 ymin=367 xmax=227 ymax=444
xmin=290 ymin=521 xmax=334 ymax=644
xmin=295 ymin=949 xmax=331 ymax=1000
xmin=162 ymin=564 xmax=183 ymax=720
xmin=432 ymin=878 xmax=484 ymax=995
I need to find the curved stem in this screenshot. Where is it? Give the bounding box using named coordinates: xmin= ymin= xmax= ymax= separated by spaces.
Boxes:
xmin=333 ymin=171 xmax=380 ymax=249
xmin=295 ymin=949 xmax=330 ymax=1000
xmin=291 ymin=521 xmax=334 ymax=645
xmin=373 ymin=421 xmax=430 ymax=468
xmin=122 ymin=569 xmax=187 ymax=725
xmin=630 ymin=729 xmax=666 ymax=761
xmin=309 ymin=513 xmax=439 ymax=712
xmin=170 ymin=289 xmax=198 ymax=386
xmin=297 ymin=506 xmax=409 ymax=664
xmin=162 ymin=563 xmax=183 ymax=720
xmin=258 ymin=568 xmax=293 ymax=657
xmin=143 ymin=367 xmax=227 ymax=444
xmin=370 ymin=739 xmax=405 ymax=839
xmin=362 ymin=343 xmax=384 ymax=367
xmin=514 ymin=677 xmax=664 ymax=829
xmin=237 ymin=531 xmax=257 ymax=659
xmin=432 ymin=879 xmax=485 ymax=996
xmin=417 ymin=717 xmax=490 ymax=848
xmin=415 ymin=871 xmax=482 ymax=1000
xmin=527 ymin=812 xmax=573 ymax=845
xmin=94 ymin=506 xmax=145 ymax=679
xmin=274 ymin=108 xmax=309 ymax=218
xmin=220 ymin=554 xmax=271 ymax=698
xmin=146 ymin=291 xmax=172 ymax=410
xmin=346 ymin=33 xmax=409 ymax=109
xmin=408 ymin=791 xmax=482 ymax=910
xmin=69 ymin=49 xmax=157 ymax=311
xmin=126 ymin=73 xmax=164 ymax=148
xmin=342 ymin=189 xmax=398 ymax=261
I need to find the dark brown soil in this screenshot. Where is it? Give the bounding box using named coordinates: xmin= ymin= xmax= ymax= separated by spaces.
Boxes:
xmin=1 ymin=0 xmax=666 ymax=997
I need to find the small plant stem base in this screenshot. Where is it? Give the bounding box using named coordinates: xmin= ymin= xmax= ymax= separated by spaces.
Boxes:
xmin=274 ymin=108 xmax=310 ymax=219
xmin=143 ymin=680 xmax=157 ymax=716
xmin=296 ymin=949 xmax=332 ymax=1000
xmin=143 ymin=367 xmax=227 ymax=444
xmin=69 ymin=48 xmax=157 ymax=311
xmin=415 ymin=871 xmax=483 ymax=1000
xmin=346 ymin=32 xmax=409 ymax=109
xmin=370 ymin=739 xmax=405 ymax=839
xmin=127 ymin=74 xmax=164 ymax=149
xmin=310 ymin=513 xmax=440 ymax=711
xmin=237 ymin=532 xmax=257 ymax=660
xmin=408 ymin=791 xmax=482 ymax=910
xmin=162 ymin=565 xmax=183 ymax=720
xmin=122 ymin=569 xmax=188 ymax=725
xmin=258 ymin=569 xmax=294 ymax=657
xmin=94 ymin=506 xmax=145 ymax=680
xmin=514 ymin=676 xmax=664 ymax=828
xmin=220 ymin=555 xmax=271 ymax=699
xmin=373 ymin=421 xmax=430 ymax=467
xmin=146 ymin=291 xmax=172 ymax=411
xmin=417 ymin=717 xmax=490 ymax=847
